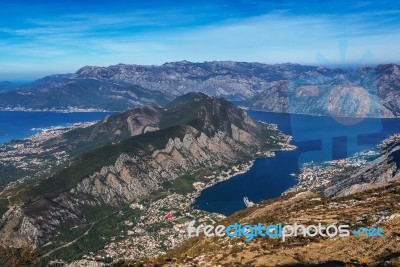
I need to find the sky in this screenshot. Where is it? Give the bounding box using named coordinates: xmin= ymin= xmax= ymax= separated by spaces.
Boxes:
xmin=1 ymin=0 xmax=400 ymax=80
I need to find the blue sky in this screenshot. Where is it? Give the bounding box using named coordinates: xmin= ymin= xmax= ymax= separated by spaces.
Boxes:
xmin=1 ymin=0 xmax=400 ymax=80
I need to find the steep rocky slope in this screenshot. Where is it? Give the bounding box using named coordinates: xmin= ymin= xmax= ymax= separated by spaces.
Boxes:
xmin=141 ymin=183 xmax=400 ymax=267
xmin=0 ymin=93 xmax=291 ymax=259
xmin=288 ymin=134 xmax=400 ymax=197
xmin=111 ymin=133 xmax=400 ymax=267
xmin=43 ymin=105 xmax=163 ymax=157
xmin=246 ymin=64 xmax=400 ymax=118
xmin=325 ymin=134 xmax=400 ymax=196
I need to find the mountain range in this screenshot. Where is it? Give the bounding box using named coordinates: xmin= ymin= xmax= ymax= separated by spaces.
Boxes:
xmin=0 ymin=81 xmax=17 ymax=93
xmin=0 ymin=93 xmax=291 ymax=265
xmin=1 ymin=61 xmax=400 ymax=117
xmin=1 ymin=62 xmax=400 ymax=266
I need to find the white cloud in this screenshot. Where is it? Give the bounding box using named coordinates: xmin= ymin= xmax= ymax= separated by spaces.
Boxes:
xmin=0 ymin=10 xmax=399 ymax=79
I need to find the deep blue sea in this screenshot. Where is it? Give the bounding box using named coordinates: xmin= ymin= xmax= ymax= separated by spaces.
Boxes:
xmin=194 ymin=111 xmax=400 ymax=215
xmin=2 ymin=109 xmax=400 ymax=216
xmin=0 ymin=111 xmax=114 ymax=145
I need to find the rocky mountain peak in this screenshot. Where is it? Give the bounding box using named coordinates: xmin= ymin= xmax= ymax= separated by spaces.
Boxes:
xmin=2 ymin=61 xmax=400 ymax=117
xmin=375 ymin=63 xmax=400 ymax=74
xmin=0 ymin=94 xmax=291 ymax=253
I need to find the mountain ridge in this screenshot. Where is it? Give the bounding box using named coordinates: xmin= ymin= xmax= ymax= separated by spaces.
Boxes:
xmin=0 ymin=61 xmax=343 ymax=112
xmin=0 ymin=93 xmax=292 ymax=264
xmin=2 ymin=61 xmax=400 ymax=117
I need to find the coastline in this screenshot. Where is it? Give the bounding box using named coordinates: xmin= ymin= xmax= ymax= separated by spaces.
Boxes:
xmin=283 ymin=147 xmax=382 ymax=196
xmin=0 ymin=108 xmax=116 ymax=113
xmin=1 ymin=106 xmax=397 ymax=119
xmin=243 ymin=107 xmax=397 ymax=119
xmin=85 ymin=149 xmax=288 ymax=262
xmin=0 ymin=121 xmax=99 ymax=146
xmin=0 ymin=121 xmax=98 ymax=196
xmin=189 ymin=159 xmax=257 ymax=205
xmin=0 ymin=109 xmax=300 ymax=263
xmin=0 ymin=111 xmax=115 ymax=146
xmin=189 ymin=143 xmax=298 ymax=212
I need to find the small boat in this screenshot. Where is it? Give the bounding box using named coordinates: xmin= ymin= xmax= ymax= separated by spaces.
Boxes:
xmin=243 ymin=197 xmax=255 ymax=208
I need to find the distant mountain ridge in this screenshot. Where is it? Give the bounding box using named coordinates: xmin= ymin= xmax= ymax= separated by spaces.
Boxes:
xmin=0 ymin=61 xmax=339 ymax=112
xmin=0 ymin=77 xmax=171 ymax=112
xmin=74 ymin=61 xmax=336 ymax=98
xmin=1 ymin=61 xmax=400 ymax=117
xmin=0 ymin=81 xmax=17 ymax=93
xmin=246 ymin=63 xmax=400 ymax=117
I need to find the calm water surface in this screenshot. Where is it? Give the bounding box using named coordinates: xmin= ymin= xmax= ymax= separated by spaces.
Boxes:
xmin=0 ymin=111 xmax=114 ymax=145
xmin=194 ymin=111 xmax=400 ymax=215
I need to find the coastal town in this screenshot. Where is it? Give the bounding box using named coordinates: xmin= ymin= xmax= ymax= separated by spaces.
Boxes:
xmin=0 ymin=122 xmax=96 ymax=189
xmin=0 ymin=106 xmax=109 ymax=112
xmin=78 ymin=161 xmax=255 ymax=263
xmin=0 ymin=109 xmax=296 ymax=266
xmin=285 ymin=148 xmax=380 ymax=194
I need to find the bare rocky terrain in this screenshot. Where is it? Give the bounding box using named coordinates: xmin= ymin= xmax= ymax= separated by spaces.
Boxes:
xmin=146 ymin=184 xmax=400 ymax=267
xmin=246 ymin=64 xmax=400 ymax=118
xmin=0 ymin=93 xmax=291 ymax=265
xmin=288 ymin=134 xmax=400 ymax=197
xmin=2 ymin=61 xmax=399 ymax=118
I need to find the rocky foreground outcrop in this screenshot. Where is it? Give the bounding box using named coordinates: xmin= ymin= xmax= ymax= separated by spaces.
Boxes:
xmin=142 ymin=183 xmax=400 ymax=267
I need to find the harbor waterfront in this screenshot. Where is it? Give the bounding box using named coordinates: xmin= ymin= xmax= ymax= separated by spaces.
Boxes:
xmin=194 ymin=111 xmax=400 ymax=215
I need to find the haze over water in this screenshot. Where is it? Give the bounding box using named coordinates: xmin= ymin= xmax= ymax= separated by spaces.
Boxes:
xmin=2 ymin=109 xmax=400 ymax=216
